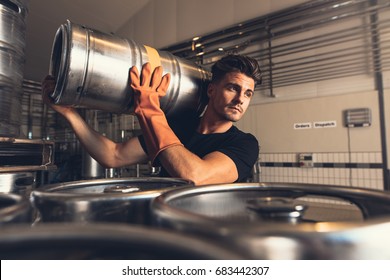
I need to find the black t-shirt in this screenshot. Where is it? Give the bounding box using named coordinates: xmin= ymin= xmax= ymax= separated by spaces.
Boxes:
xmin=138 ymin=119 xmax=259 ymax=182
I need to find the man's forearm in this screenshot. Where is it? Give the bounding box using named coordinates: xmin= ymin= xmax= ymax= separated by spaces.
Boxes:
xmin=62 ymin=111 xmax=146 ymax=168
xmin=158 ymin=145 xmax=238 ymax=185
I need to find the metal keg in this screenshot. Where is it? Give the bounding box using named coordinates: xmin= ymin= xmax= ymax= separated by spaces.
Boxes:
xmin=0 ymin=77 xmax=22 ymax=136
xmin=0 ymin=223 xmax=246 ymax=259
xmin=0 ymin=0 xmax=29 ymax=137
xmin=0 ymin=172 xmax=36 ymax=197
xmin=0 ymin=0 xmax=28 ymax=53
xmin=0 ymin=193 xmax=31 ymax=224
xmin=31 ymin=177 xmax=193 ymax=225
xmin=151 ymin=182 xmax=390 ymax=259
xmin=81 ymin=150 xmax=105 ymax=179
xmin=0 ymin=47 xmax=24 ymax=81
xmin=49 ymin=20 xmax=211 ymax=117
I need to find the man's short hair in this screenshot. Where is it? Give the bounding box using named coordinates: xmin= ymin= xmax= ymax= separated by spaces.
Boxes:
xmin=211 ymin=54 xmax=262 ymax=85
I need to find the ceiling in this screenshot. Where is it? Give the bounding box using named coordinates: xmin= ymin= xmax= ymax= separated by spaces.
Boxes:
xmin=23 ymin=0 xmax=150 ymax=82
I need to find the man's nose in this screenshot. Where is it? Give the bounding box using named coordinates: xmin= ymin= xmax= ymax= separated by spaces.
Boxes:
xmin=234 ymin=91 xmax=245 ymax=104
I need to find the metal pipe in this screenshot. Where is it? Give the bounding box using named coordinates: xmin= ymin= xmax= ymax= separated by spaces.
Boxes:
xmin=369 ymin=0 xmax=390 ymax=190
xmin=166 ymin=0 xmax=388 ymax=60
xmin=163 ymin=0 xmax=344 ymax=56
xmin=266 ymin=24 xmax=275 ymax=98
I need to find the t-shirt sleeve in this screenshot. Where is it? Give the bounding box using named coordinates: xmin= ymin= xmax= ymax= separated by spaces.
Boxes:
xmin=218 ymin=133 xmax=259 ymax=182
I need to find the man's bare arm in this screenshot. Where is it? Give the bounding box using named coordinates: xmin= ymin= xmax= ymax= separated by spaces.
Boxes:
xmin=158 ymin=146 xmax=238 ymax=185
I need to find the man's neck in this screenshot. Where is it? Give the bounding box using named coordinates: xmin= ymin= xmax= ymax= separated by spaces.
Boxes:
xmin=197 ymin=117 xmax=233 ymax=134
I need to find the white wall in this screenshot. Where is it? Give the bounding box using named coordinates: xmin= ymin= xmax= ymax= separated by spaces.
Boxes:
xmin=116 ymin=0 xmax=308 ymax=48
xmin=237 ymin=89 xmax=383 ymax=153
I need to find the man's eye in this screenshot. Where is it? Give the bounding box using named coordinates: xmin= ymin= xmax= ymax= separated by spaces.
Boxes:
xmin=227 ymin=85 xmax=237 ymax=91
xmin=245 ymin=91 xmax=253 ymax=98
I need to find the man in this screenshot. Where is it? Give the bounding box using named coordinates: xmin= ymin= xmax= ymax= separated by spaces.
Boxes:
xmin=42 ymin=54 xmax=262 ymax=185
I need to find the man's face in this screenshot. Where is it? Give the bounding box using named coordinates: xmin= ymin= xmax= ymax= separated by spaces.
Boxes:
xmin=207 ymin=71 xmax=255 ymax=122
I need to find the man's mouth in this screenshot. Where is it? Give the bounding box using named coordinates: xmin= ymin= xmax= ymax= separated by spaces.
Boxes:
xmin=228 ymin=106 xmax=242 ymax=113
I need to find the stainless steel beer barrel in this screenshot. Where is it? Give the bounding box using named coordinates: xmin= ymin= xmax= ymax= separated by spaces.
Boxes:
xmin=0 ymin=0 xmax=28 ymax=53
xmin=0 ymin=172 xmax=36 ymax=197
xmin=0 ymin=0 xmax=29 ymax=137
xmin=0 ymin=223 xmax=246 ymax=259
xmin=32 ymin=177 xmax=193 ymax=225
xmin=49 ymin=20 xmax=211 ymax=117
xmin=0 ymin=193 xmax=31 ymax=224
xmin=151 ymin=182 xmax=390 ymax=259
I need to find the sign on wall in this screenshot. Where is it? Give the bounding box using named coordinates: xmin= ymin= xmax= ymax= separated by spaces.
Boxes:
xmin=294 ymin=121 xmax=337 ymax=130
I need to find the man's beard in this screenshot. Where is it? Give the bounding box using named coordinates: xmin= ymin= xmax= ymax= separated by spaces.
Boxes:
xmin=222 ymin=104 xmax=243 ymax=122
xmin=222 ymin=111 xmax=241 ymax=122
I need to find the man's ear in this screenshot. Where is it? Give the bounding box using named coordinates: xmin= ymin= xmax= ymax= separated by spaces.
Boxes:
xmin=207 ymin=83 xmax=215 ymax=98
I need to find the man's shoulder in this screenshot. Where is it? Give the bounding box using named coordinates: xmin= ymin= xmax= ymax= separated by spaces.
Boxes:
xmin=230 ymin=126 xmax=258 ymax=141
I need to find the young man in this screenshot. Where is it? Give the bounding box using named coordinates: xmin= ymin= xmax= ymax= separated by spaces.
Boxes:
xmin=42 ymin=54 xmax=262 ymax=185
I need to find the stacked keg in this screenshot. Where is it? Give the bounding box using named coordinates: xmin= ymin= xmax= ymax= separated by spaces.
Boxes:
xmin=0 ymin=0 xmax=29 ymax=137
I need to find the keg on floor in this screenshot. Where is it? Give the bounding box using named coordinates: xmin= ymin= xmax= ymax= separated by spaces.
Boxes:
xmin=0 ymin=223 xmax=246 ymax=259
xmin=0 ymin=0 xmax=29 ymax=137
xmin=0 ymin=193 xmax=31 ymax=225
xmin=49 ymin=20 xmax=211 ymax=118
xmin=31 ymin=177 xmax=193 ymax=225
xmin=151 ymin=182 xmax=390 ymax=259
xmin=0 ymin=172 xmax=36 ymax=197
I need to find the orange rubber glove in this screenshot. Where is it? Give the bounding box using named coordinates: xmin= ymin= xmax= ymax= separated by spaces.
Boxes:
xmin=130 ymin=62 xmax=183 ymax=163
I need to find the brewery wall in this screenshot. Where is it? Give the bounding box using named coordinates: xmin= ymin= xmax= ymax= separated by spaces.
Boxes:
xmin=236 ymin=90 xmax=389 ymax=190
xmin=114 ymin=0 xmax=309 ymax=49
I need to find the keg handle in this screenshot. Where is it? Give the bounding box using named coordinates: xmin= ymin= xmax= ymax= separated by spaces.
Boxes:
xmin=103 ymin=185 xmax=140 ymax=193
xmin=0 ymin=0 xmax=21 ymax=13
xmin=246 ymin=197 xmax=307 ymax=223
xmin=15 ymin=176 xmax=35 ymax=187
